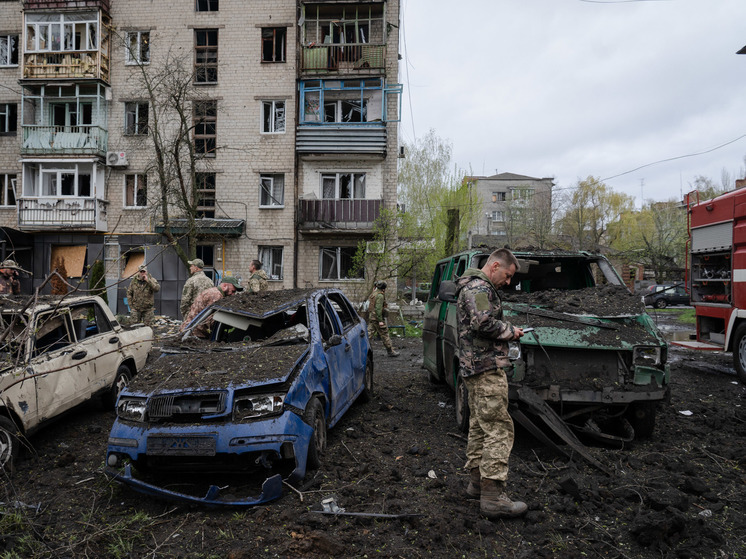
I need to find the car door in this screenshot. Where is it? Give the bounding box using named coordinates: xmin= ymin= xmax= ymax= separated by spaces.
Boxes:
xmin=317 ymin=298 xmax=354 ymax=425
xmin=327 ymin=292 xmax=366 ymax=387
xmin=68 ymin=301 xmax=120 ymax=394
xmin=32 ymin=308 xmax=89 ymax=422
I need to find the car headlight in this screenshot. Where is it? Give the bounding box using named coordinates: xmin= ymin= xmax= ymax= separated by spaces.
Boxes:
xmin=633 ymin=346 xmax=661 ymax=366
xmin=233 ymin=393 xmax=285 ymax=420
xmin=117 ymin=397 xmax=147 ymax=422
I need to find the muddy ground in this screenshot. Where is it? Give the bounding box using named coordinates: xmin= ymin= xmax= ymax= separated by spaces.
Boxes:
xmin=2 ymin=308 xmax=745 ymax=558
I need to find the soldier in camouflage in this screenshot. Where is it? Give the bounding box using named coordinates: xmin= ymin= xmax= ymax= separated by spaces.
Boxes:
xmin=0 ymin=260 xmax=21 ymax=295
xmin=246 ymin=260 xmax=269 ymax=293
xmin=126 ymin=265 xmax=161 ymax=326
xmin=367 ymin=281 xmax=399 ymax=357
xmin=455 ymin=248 xmax=527 ymax=519
xmin=180 ymin=258 xmax=214 ymax=318
xmin=180 ymin=276 xmax=241 ymax=338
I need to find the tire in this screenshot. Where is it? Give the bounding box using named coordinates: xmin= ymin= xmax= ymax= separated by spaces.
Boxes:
xmin=733 ymin=323 xmax=746 ymax=385
xmin=359 ymin=359 xmax=374 ymax=403
xmin=103 ymin=364 xmax=132 ymax=409
xmin=628 ymin=402 xmax=656 ymax=439
xmin=0 ymin=416 xmax=21 ymax=475
xmin=654 ymin=298 xmax=667 ymax=309
xmin=303 ymin=397 xmax=327 ymax=470
xmin=455 ymin=374 xmax=470 ymax=434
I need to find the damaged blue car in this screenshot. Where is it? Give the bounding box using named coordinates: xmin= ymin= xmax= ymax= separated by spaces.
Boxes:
xmin=105 ymin=288 xmax=373 ymax=506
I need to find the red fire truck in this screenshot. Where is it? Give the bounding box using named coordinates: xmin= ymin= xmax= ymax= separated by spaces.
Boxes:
xmin=676 ymin=188 xmax=746 ymax=383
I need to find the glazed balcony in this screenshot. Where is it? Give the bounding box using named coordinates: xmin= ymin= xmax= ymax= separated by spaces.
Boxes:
xmin=21 ymin=125 xmax=106 ymax=156
xmin=23 ymin=1 xmax=110 ymax=11
xmin=298 ymin=198 xmax=382 ymax=231
xmin=18 ymin=197 xmax=108 ymax=232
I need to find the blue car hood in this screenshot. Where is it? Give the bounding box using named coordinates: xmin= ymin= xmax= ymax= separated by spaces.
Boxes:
xmin=126 ymin=344 xmax=309 ymax=394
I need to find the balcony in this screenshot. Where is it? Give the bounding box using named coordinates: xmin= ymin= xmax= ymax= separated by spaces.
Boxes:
xmin=18 ymin=197 xmax=108 ymax=231
xmin=296 ymin=126 xmax=386 ymax=155
xmin=23 ymin=51 xmax=110 ymax=82
xmin=23 ymin=0 xmax=110 ymax=10
xmin=302 ymin=44 xmax=386 ymax=74
xmin=21 ymin=125 xmax=106 ymax=156
xmin=298 ymin=199 xmax=382 ymax=231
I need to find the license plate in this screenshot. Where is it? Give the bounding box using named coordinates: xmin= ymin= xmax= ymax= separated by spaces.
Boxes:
xmin=147 ymin=435 xmax=216 ymax=456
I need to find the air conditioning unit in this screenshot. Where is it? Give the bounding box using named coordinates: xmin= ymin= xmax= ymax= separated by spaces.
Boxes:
xmin=106 ymin=151 xmax=128 ymax=167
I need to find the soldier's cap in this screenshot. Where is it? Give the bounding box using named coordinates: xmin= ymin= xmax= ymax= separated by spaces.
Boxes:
xmin=377 ymin=281 xmax=387 ymax=290
xmin=188 ymin=258 xmax=205 ymax=269
xmin=0 ymin=259 xmax=20 ymax=270
xmin=138 ymin=265 xmax=147 ymax=272
xmin=221 ymin=276 xmax=243 ymax=291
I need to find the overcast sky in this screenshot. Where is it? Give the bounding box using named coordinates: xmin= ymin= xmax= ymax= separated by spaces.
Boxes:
xmin=399 ymin=0 xmax=746 ymax=207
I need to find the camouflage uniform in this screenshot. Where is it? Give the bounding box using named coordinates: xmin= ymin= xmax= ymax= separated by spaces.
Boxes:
xmin=456 ymin=267 xmax=518 ymax=482
xmin=0 ymin=271 xmax=20 ymax=295
xmin=247 ymin=269 xmax=269 ymax=293
xmin=367 ymin=287 xmax=396 ymax=354
xmin=180 ymin=270 xmax=214 ymax=317
xmin=126 ymin=273 xmax=160 ymax=326
xmin=180 ymin=286 xmax=225 ymax=338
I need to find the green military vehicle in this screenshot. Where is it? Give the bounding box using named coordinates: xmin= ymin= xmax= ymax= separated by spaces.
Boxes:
xmin=423 ymin=248 xmax=669 ymax=458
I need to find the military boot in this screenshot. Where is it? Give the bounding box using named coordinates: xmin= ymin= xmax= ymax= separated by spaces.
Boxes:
xmin=465 ymin=467 xmax=481 ymax=498
xmin=387 ymin=348 xmax=400 ymax=357
xmin=480 ymin=478 xmax=527 ymax=518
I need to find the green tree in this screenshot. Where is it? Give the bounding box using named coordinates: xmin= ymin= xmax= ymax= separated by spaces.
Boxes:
xmin=557 ymin=176 xmax=635 ymax=251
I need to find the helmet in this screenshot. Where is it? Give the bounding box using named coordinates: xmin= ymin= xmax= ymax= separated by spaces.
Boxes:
xmin=377 ymin=281 xmax=387 ymax=290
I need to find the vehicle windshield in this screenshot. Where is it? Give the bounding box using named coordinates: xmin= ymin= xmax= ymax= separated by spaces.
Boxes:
xmin=198 ymin=302 xmax=310 ymax=345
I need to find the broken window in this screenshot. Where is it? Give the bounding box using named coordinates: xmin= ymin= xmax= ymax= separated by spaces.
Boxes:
xmin=300 ymin=79 xmax=384 ymax=124
xmin=262 ymin=28 xmax=286 ymax=63
xmin=126 ymin=31 xmax=150 ymax=65
xmin=321 ymin=172 xmax=365 ymax=199
xmin=196 ymin=0 xmax=219 ymax=11
xmin=33 ymin=311 xmax=73 ymax=356
xmin=320 ymin=247 xmax=363 ymax=281
xmin=0 ymin=174 xmax=16 ymax=207
xmin=124 ymin=102 xmax=148 ymax=135
xmin=124 ymin=174 xmax=147 ymax=208
xmin=195 ymin=172 xmax=216 ymax=217
xmin=195 ymin=29 xmax=218 ymax=83
xmin=0 ymin=103 xmax=16 ymax=135
xmin=260 ymin=174 xmax=284 ymax=207
xmin=193 ymin=100 xmax=217 ymax=156
xmin=0 ymin=34 xmax=19 ymax=66
xmin=258 ymin=246 xmax=283 ymax=280
xmin=26 ymin=12 xmax=98 ymax=52
xmin=261 ymin=100 xmax=285 ymax=133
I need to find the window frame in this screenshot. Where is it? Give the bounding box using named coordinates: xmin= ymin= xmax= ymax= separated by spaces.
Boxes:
xmin=259 ymin=174 xmax=285 ymax=208
xmin=0 ymin=34 xmax=19 ymax=67
xmin=261 ymin=27 xmax=286 ymax=63
xmin=0 ymin=103 xmax=17 ymax=135
xmin=319 ymin=246 xmax=363 ymax=281
xmin=124 ymin=101 xmax=148 ymax=135
xmin=320 ymin=172 xmax=366 ymax=200
xmin=195 ymin=172 xmax=216 ymax=217
xmin=261 ymin=100 xmax=285 ymax=134
xmin=0 ymin=174 xmax=16 ymax=207
xmin=194 ymin=29 xmax=218 ymax=84
xmin=193 ymin=100 xmax=217 ymax=156
xmin=258 ymin=246 xmax=283 ymax=280
xmin=124 ymin=173 xmax=147 ymax=208
xmin=196 ymin=0 xmax=219 ymax=11
xmin=125 ymin=31 xmax=150 ymax=65
xmin=25 ymin=12 xmax=99 ymax=53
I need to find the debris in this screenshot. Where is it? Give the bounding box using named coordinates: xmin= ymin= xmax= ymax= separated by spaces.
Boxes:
xmin=427 ymin=470 xmax=437 ymax=479
xmin=679 ymin=410 xmax=694 ymax=416
xmin=313 ymin=497 xmax=423 ymax=519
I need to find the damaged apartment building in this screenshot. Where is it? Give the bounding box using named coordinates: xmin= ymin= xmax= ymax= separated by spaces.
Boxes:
xmin=0 ymin=0 xmax=402 ymax=316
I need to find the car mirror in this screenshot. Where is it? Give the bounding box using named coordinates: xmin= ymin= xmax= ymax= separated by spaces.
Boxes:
xmin=438 ymin=281 xmax=457 ymax=303
xmin=326 ymin=334 xmax=343 ymax=347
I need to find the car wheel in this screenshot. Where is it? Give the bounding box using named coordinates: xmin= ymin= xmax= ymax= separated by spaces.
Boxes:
xmin=455 ymin=373 xmax=470 ymax=434
xmin=733 ymin=323 xmax=746 ymax=385
xmin=627 ymin=402 xmax=656 ymax=439
xmin=103 ymin=364 xmax=132 ymax=409
xmin=303 ymin=397 xmax=327 ymax=470
xmin=0 ymin=416 xmax=21 ymax=475
xmin=359 ymin=359 xmax=374 ymax=402
xmin=654 ymin=299 xmax=667 ymax=309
